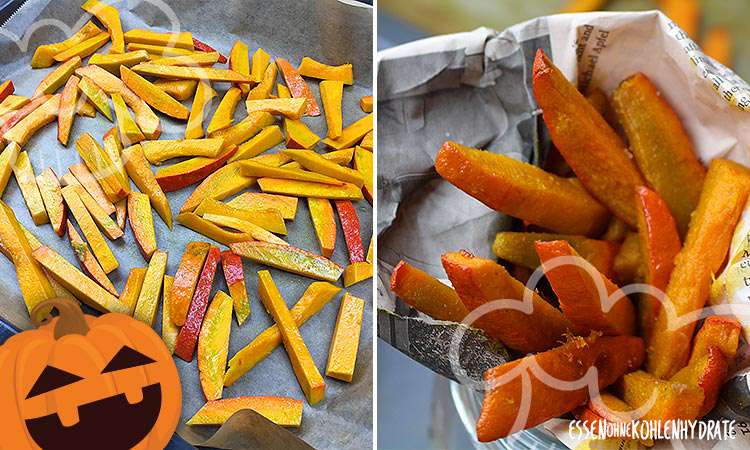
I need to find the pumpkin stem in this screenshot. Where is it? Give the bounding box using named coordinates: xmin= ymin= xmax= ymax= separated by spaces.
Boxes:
xmin=31 ymin=298 xmax=90 ymax=338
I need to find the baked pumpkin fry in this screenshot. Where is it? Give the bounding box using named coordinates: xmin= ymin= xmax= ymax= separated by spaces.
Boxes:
xmin=276 ymin=58 xmax=320 ymax=116
xmin=298 ymin=57 xmax=354 ymax=85
xmin=170 ymin=241 xmax=210 ymax=327
xmin=689 ymin=316 xmax=741 ymax=364
xmin=32 ymin=21 xmax=102 ymax=68
xmin=492 ymin=232 xmax=617 ymax=277
xmin=67 ymin=221 xmax=116 ymax=296
xmin=635 ymin=187 xmax=681 ymax=341
xmin=198 ymin=290 xmax=233 ymax=401
xmin=326 ymin=293 xmax=364 ymax=382
xmin=258 ymin=270 xmax=326 ymax=404
xmin=535 ymin=240 xmax=636 ymax=336
xmin=477 ymin=334 xmax=645 ymax=442
xmin=533 ymin=49 xmax=645 ymax=227
xmin=308 ymin=198 xmax=336 ymax=258
xmin=61 ymin=186 xmax=118 ymax=273
xmin=220 ymin=251 xmax=250 ymax=325
xmin=231 ymin=241 xmax=343 ymax=282
xmin=612 ymin=73 xmax=706 ymax=237
xmin=648 ymin=159 xmax=750 ymax=378
xmin=187 ymin=397 xmax=303 ymax=427
xmin=435 ymin=141 xmax=609 ymax=236
xmin=82 ymin=0 xmax=125 ymax=53
xmin=442 ymin=251 xmax=571 ymax=353
xmin=121 ymin=144 xmax=172 ymax=229
xmin=618 ymin=370 xmax=703 ymax=422
xmin=670 ymin=346 xmax=728 ymax=417
xmin=120 ymin=66 xmax=190 ymax=120
xmin=390 ymin=261 xmax=468 ymax=322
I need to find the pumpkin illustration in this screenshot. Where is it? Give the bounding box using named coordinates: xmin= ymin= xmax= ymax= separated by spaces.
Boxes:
xmin=0 ymin=298 xmax=182 ymax=450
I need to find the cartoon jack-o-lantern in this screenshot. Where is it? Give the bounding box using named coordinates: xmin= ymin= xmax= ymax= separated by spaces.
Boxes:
xmin=0 ymin=298 xmax=182 ymax=450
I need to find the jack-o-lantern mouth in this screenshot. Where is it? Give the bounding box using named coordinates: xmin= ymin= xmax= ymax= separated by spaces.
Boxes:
xmin=25 ymin=382 xmax=162 ymax=450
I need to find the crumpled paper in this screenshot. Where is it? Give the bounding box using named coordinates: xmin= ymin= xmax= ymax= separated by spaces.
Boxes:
xmin=377 ymin=9 xmax=750 ymax=448
xmin=0 ymin=1 xmax=372 ymax=449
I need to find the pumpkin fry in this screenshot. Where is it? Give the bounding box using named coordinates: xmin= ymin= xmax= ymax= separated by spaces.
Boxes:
xmin=228 ymin=125 xmax=283 ymax=162
xmin=75 ymin=132 xmax=129 ymax=202
xmin=298 ymin=57 xmax=353 ymax=85
xmin=390 ymin=261 xmax=468 ymax=322
xmin=170 ymin=242 xmax=210 ymax=327
xmin=67 ymin=221 xmax=116 ymax=296
xmin=0 ymin=95 xmax=29 ymax=117
xmin=284 ymin=118 xmax=320 ymax=149
xmin=258 ymin=178 xmax=363 ymax=200
xmin=353 ymin=146 xmax=373 ymax=202
xmin=151 ymin=52 xmax=220 ymax=67
xmin=689 ymin=316 xmax=741 ymax=364
xmin=133 ymin=249 xmax=167 ymax=325
xmin=187 ymin=397 xmax=303 ymax=427
xmin=186 ymin=80 xmax=217 ymax=139
xmin=82 ymin=0 xmax=124 ymax=53
xmin=231 ymin=241 xmax=343 ymax=282
xmin=284 ymin=149 xmax=364 ymax=187
xmin=161 ymin=275 xmax=178 ymax=353
xmin=32 ymin=57 xmax=81 ymax=98
xmin=207 ymin=87 xmax=242 ymax=135
xmin=32 ymin=21 xmax=102 ymax=68
xmin=250 ymin=48 xmax=271 ymax=83
xmin=245 ymin=98 xmax=307 ymax=120
xmin=179 ymin=163 xmax=253 ymax=213
xmin=210 ymin=111 xmax=274 ymax=149
xmin=154 ymin=79 xmax=198 ymax=101
xmin=198 ymin=290 xmax=233 ymax=401
xmin=53 ymin=32 xmax=109 ymax=62
xmin=320 ymin=80 xmax=343 ymax=138
xmin=176 ymin=212 xmax=258 ymax=245
xmin=121 ymin=66 xmax=190 ymax=120
xmin=228 ymin=192 xmax=297 ymax=220
xmin=247 ymin=62 xmax=277 ymax=100
xmin=142 ymin=138 xmax=224 ymax=165
xmin=671 ymin=346 xmax=728 ymax=417
xmin=359 ymin=95 xmax=372 ymax=113
xmin=121 ymin=144 xmax=172 ymax=229
xmin=3 ymin=94 xmax=60 ymax=147
xmin=61 ymin=186 xmax=118 ymax=273
xmin=191 ymin=37 xmax=227 ymax=63
xmin=618 ymin=370 xmax=703 ymax=422
xmin=0 ymin=142 xmax=19 ymax=196
xmin=229 ymin=41 xmax=251 ymax=95
xmin=132 ymin=63 xmax=252 ymax=83
xmin=276 ymin=58 xmax=320 ymax=116
xmin=0 ymin=95 xmax=51 ymax=135
xmin=343 ymin=262 xmax=372 ymax=288
xmin=155 ymin=146 xmax=237 ymax=192
xmin=308 ymin=198 xmax=336 ymax=258
xmin=78 ymin=76 xmax=112 ymax=121
xmin=128 ymin=192 xmax=157 ymax=260
xmin=124 ymin=29 xmax=194 ymax=50
xmin=119 ymin=267 xmax=146 ymax=315
xmin=202 ymin=214 xmax=286 ymax=245
xmin=66 ymin=163 xmax=116 ymax=215
xmin=111 ymin=93 xmax=145 ymax=146
xmin=89 ymin=51 xmax=150 ymax=75
xmin=326 ymin=293 xmax=364 ymax=382
xmin=335 ymin=200 xmax=365 ymax=263
xmin=195 ymin=197 xmax=286 ymax=234
xmin=239 ymin=160 xmax=342 ymax=185
xmin=321 ymin=114 xmax=372 ymax=150
xmin=221 ymin=251 xmax=251 ymax=325
xmin=12 ymin=151 xmax=49 ymax=225
xmin=36 ymin=168 xmax=67 ymax=236
xmin=57 ymin=75 xmax=79 ymax=146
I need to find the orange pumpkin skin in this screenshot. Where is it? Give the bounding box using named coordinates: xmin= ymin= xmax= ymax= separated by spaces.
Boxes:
xmin=0 ymin=299 xmax=181 ymax=450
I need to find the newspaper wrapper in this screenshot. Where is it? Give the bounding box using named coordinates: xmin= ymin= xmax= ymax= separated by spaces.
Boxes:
xmin=377 ymin=10 xmax=750 ymax=448
xmin=0 ymin=0 xmax=373 ymax=449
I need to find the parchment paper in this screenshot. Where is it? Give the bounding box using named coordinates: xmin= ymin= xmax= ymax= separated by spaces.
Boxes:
xmin=377 ymin=10 xmax=750 ymax=447
xmin=0 ymin=1 xmax=372 ymax=449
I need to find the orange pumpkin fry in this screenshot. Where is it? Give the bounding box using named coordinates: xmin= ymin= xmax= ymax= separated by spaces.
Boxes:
xmin=161 ymin=275 xmax=178 ymax=353
xmin=133 ymin=249 xmax=167 ymax=326
xmin=67 ymin=221 xmax=116 ymax=296
xmin=320 ymin=80 xmax=343 ymax=138
xmin=343 ymin=262 xmax=372 ymax=287
xmin=202 ymin=214 xmax=285 ymax=245
xmin=533 ymin=50 xmax=645 ymax=226
xmin=53 ymin=32 xmax=110 ymax=62
xmin=0 ymin=80 xmax=12 ymax=105
xmin=0 ymin=95 xmax=51 ymax=135
xmin=121 ymin=144 xmax=172 ymax=229
xmin=76 ymin=133 xmax=129 ymax=202
xmin=689 ymin=316 xmax=741 ymax=363
xmin=112 ymin=92 xmax=145 ymax=146
xmin=0 ymin=201 xmax=56 ymax=313
xmin=228 ymin=125 xmax=284 ymax=162
xmin=231 ymin=241 xmax=343 ymax=282
xmin=36 ymin=168 xmax=67 ymax=236
xmin=119 ymin=267 xmax=146 ymax=315
xmin=298 ymin=57 xmax=353 ymax=85
xmin=257 ymin=178 xmax=363 ymax=200
xmin=131 ymin=63 xmax=252 ymax=83
xmin=0 ymin=142 xmax=19 ymax=197
xmin=619 ymin=370 xmax=703 ymax=422
xmin=228 ymin=192 xmax=298 ymax=220
xmin=194 ymin=197 xmax=285 ymax=235
xmin=120 ymin=66 xmax=189 ymax=120
xmin=73 ymin=183 xmax=123 ymax=240
xmin=229 ymin=40 xmax=251 ymax=95
xmin=240 ymin=160 xmax=342 ymax=185
xmin=245 ymin=98 xmax=307 ymax=120
xmin=250 ymin=48 xmax=271 ymax=84
xmin=284 ymin=118 xmax=320 ymax=149
xmin=128 ymin=192 xmax=157 ymax=260
xmin=154 ymin=79 xmax=198 ymax=101
xmin=191 ymin=37 xmax=227 ymax=63
xmin=283 ymin=149 xmax=363 ymax=187
xmin=258 ymin=270 xmax=325 ymax=404
xmin=0 ymin=95 xmax=29 ymax=117
xmin=151 ymin=52 xmax=220 ymax=67
xmin=57 ymin=75 xmax=79 ymax=146
xmin=436 ymin=141 xmax=608 ymax=236
xmin=155 ymin=146 xmax=237 ymax=193
xmin=32 ymin=57 xmax=81 ymax=98
xmin=321 ymin=114 xmax=372 ymax=150
xmin=326 ymin=293 xmax=364 ymax=382
xmin=209 ymin=111 xmax=274 ymax=149
xmin=648 ymin=159 xmax=750 ymax=378
xmin=658 ymin=0 xmax=699 ymax=38
xmin=77 ymin=76 xmax=112 ymax=121
xmin=390 ymin=261 xmax=468 ymax=322
xmin=3 ymin=94 xmax=60 ymax=147
xmin=612 ymin=231 xmax=642 ymax=285
xmin=198 ymin=290 xmax=233 ymax=401
xmin=142 ymin=138 xmax=224 ymax=165
xmin=124 ymin=29 xmax=194 ymax=49
xmin=186 ymin=396 xmax=303 ymax=427
xmin=360 ymin=95 xmax=372 ymax=113
xmin=89 ymin=51 xmax=150 ymax=75
xmin=247 ymin=61 xmax=276 ymax=101
xmin=170 ymin=242 xmax=210 ymax=327
xmin=442 ymin=251 xmax=571 ymax=353
xmin=61 ymin=186 xmax=118 ymax=273
xmin=308 ymin=198 xmax=336 ymax=258
xmin=535 ymin=240 xmax=636 ymax=336
xmin=702 ymin=27 xmax=733 ymax=67
xmin=12 ymin=151 xmax=49 ymax=225
xmin=478 ymin=334 xmax=645 ymax=442
xmin=221 ymin=251 xmax=250 ymax=325
xmin=32 ymin=21 xmax=102 ymax=68
xmin=176 ymin=213 xmax=259 ymax=246
xmin=82 ymin=0 xmax=124 ymax=53
xmin=635 ymin=187 xmax=681 ymax=341
xmin=179 ymin=163 xmax=253 ymax=213
xmin=32 ymin=246 xmax=127 ymax=314
xmin=612 ymin=73 xmax=706 ymax=237
xmin=207 ymin=87 xmax=242 ymax=135
xmin=492 ymin=232 xmax=616 ymax=277
xmin=276 ymin=58 xmax=320 ymax=116
xmin=66 ymin=163 xmax=116 ymax=215
xmin=671 ymin=346 xmax=728 ymax=417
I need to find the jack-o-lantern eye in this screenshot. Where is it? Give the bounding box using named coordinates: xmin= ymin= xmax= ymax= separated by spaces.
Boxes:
xmin=26 ymin=366 xmax=83 ymax=399
xmin=101 ymin=346 xmax=156 ymax=373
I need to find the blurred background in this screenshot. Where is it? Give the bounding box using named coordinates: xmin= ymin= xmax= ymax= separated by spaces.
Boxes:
xmin=378 ymin=1 xmax=747 ymax=449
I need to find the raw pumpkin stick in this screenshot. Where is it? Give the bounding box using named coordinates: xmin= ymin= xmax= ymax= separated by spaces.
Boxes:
xmin=228 ymin=125 xmax=284 ymax=162
xmin=343 ymin=262 xmax=372 ymax=288
xmin=179 ymin=163 xmax=253 ymax=213
xmin=231 ymin=241 xmax=343 ymax=282
xmin=635 ymin=187 xmax=681 ymax=342
xmin=154 ymin=79 xmax=198 ymax=101
xmin=75 ymin=97 xmax=97 ymax=117
xmin=11 ymin=151 xmax=48 ymax=225
xmin=66 ymin=221 xmax=116 ymax=296
xmin=102 ymin=128 xmax=128 ymax=190
xmin=0 ymin=94 xmax=50 ymax=134
xmin=187 ymin=397 xmax=303 ymax=427
xmin=121 ymin=144 xmax=173 ymax=228
xmin=132 ymin=63 xmax=252 ymax=83
xmin=61 ymin=186 xmax=118 ymax=273
xmin=250 ymin=48 xmax=271 ymax=84
xmin=31 ymin=21 xmax=102 ymax=68
xmin=335 ymin=200 xmax=365 ymax=263
xmin=65 ymin=164 xmax=116 ymax=215
xmin=298 ymin=57 xmax=353 ymax=85
xmin=229 ymin=41 xmax=251 ymax=96
xmin=176 ymin=213 xmax=257 ymax=245
xmin=127 ymin=42 xmax=197 ymax=56
xmin=221 ymin=251 xmax=251 ymax=325
xmin=133 ymin=249 xmax=167 ymax=326
xmin=210 ymin=111 xmax=275 ymax=150
xmin=0 ymin=142 xmax=19 ymax=196
xmin=0 ymin=201 xmax=56 ymax=314
xmin=492 ymin=232 xmax=617 ymax=278
xmin=283 ymin=149 xmax=364 ymax=187
xmin=649 ymin=159 xmax=750 ymax=378
xmin=320 ymin=81 xmax=343 ymax=138
xmin=124 ymin=29 xmax=194 ymax=49
xmin=359 ymin=95 xmax=373 ymax=113
xmin=128 ymin=192 xmax=157 ymax=260
xmin=228 ymin=192 xmax=298 ymax=220
xmin=82 ymin=0 xmax=125 ymax=53
xmin=245 ymin=98 xmax=307 ymax=120
xmin=155 ymin=146 xmax=237 ymax=192
xmin=57 ymin=75 xmax=79 ymax=146
xmin=308 ymin=198 xmax=336 ymax=258
xmin=77 ymin=77 xmax=112 ymax=121
xmin=120 ymin=66 xmax=190 ymax=120
xmin=535 ymin=240 xmax=636 ymax=336
xmin=161 ymin=275 xmax=178 ymax=354
xmin=32 ymin=245 xmax=126 ymax=314
xmin=326 ymin=293 xmax=364 ymax=382
xmin=3 ymin=95 xmax=60 ymax=147
xmin=354 ymin=146 xmax=373 ymax=202
xmin=276 ymin=58 xmax=320 ymax=116
xmin=192 ymin=37 xmax=227 ymax=63
xmin=111 ymin=93 xmax=145 ymax=146
xmin=194 ymin=198 xmax=286 ymax=234
xmin=247 ymin=62 xmax=277 ymax=100
xmin=32 ymin=57 xmax=81 ymax=98
xmin=89 ymin=50 xmax=150 ymax=75
xmin=258 ymin=270 xmax=325 ymax=404
xmin=202 ymin=214 xmax=286 ymax=245
xmin=389 ymin=261 xmax=468 ymax=322
xmin=198 ymin=290 xmax=233 ymax=401
xmin=174 ymin=246 xmax=221 ymax=361
xmin=442 ymin=251 xmax=572 ymax=353
xmin=36 ymin=168 xmax=67 ymax=236
xmin=239 ymin=160 xmax=343 ymax=185
xmin=322 ymin=114 xmax=372 ymax=150
xmin=71 ymin=182 xmax=123 ymax=240
xmin=0 ymin=95 xmax=29 ymax=117
xmin=258 ymin=178 xmax=363 ymax=201
xmin=207 ymin=88 xmax=243 ymax=135
xmin=613 ymin=73 xmax=706 ymax=237
xmin=170 ymin=241 xmax=210 ymax=327
xmin=477 ymin=334 xmax=644 ymax=442
xmin=285 ymin=117 xmax=320 ymax=149
xmin=53 ymin=32 xmax=110 ymax=62
xmin=120 ymin=267 xmax=146 ymax=315
xmin=151 ymin=52 xmax=220 ymax=67
xmin=533 ymin=50 xmax=645 ymax=227
xmin=75 ymin=133 xmax=129 ymax=202
xmin=283 ymin=147 xmax=354 ymax=170
xmin=186 ymin=80 xmax=217 ymax=139
xmin=435 ymin=141 xmax=609 ymax=236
